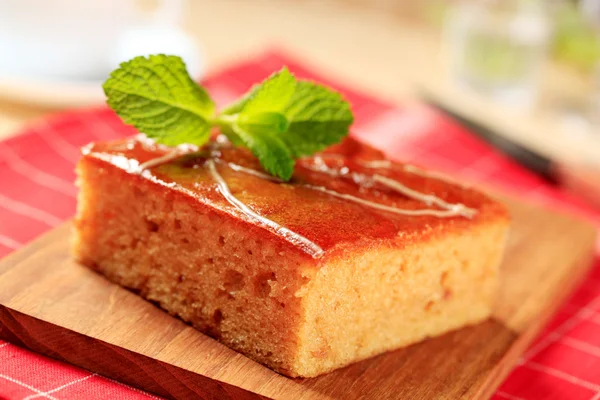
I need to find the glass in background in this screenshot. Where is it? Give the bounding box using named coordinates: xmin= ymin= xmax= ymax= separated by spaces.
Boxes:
xmin=444 ymin=0 xmax=551 ymax=110
xmin=552 ymin=0 xmax=600 ymax=134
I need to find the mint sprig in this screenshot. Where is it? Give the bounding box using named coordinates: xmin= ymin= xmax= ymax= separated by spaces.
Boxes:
xmin=103 ymin=55 xmax=354 ymax=181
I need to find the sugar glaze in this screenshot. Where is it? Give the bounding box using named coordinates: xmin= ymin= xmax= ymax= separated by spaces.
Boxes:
xmin=96 ymin=137 xmax=477 ymax=258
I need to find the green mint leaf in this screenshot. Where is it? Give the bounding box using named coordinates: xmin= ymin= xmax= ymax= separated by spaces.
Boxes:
xmin=218 ymin=69 xmax=352 ymax=179
xmin=103 ymin=54 xmax=215 ymax=146
xmin=240 ymin=68 xmax=296 ymax=113
xmin=232 ymin=123 xmax=295 ymax=181
xmin=281 ymin=81 xmax=354 ymax=157
xmin=219 ymin=68 xmax=297 ymax=180
xmin=237 ymin=112 xmax=289 ymax=135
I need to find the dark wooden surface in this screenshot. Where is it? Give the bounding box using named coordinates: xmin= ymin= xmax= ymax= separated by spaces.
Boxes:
xmin=0 ymin=197 xmax=596 ymax=399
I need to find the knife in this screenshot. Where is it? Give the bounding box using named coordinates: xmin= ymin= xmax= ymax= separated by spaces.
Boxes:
xmin=430 ymin=103 xmax=600 ymax=209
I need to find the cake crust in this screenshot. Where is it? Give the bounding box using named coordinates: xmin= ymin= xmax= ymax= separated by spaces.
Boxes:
xmin=81 ymin=136 xmax=507 ymax=260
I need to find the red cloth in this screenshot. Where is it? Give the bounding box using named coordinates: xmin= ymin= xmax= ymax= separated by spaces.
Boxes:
xmin=1 ymin=51 xmax=599 ymax=400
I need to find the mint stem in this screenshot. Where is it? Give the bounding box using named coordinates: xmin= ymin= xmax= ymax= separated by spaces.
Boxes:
xmin=211 ymin=113 xmax=238 ymax=128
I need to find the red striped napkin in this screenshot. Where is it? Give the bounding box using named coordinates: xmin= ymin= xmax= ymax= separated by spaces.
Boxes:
xmin=1 ymin=50 xmax=599 ymax=400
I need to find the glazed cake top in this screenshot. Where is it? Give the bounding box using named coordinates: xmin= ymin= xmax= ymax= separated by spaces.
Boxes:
xmin=83 ymin=136 xmax=507 ymax=259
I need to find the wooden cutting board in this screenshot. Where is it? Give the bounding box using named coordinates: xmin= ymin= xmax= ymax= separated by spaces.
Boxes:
xmin=0 ymin=197 xmax=596 ymax=400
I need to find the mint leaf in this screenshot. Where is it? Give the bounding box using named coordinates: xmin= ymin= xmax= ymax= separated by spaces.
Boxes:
xmin=223 ymin=73 xmax=352 ymax=161
xmin=220 ymin=69 xmax=352 ymax=179
xmin=237 ymin=112 xmax=289 ymax=135
xmin=221 ymin=68 xmax=295 ymax=115
xmin=219 ymin=68 xmax=298 ymax=180
xmin=232 ymin=124 xmax=295 ymax=181
xmin=103 ymin=55 xmax=215 ymax=146
xmin=281 ymin=81 xmax=354 ymax=157
xmin=240 ymin=68 xmax=296 ymax=113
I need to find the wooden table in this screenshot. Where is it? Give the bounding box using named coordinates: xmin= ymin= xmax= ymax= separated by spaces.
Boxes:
xmin=0 ymin=0 xmax=598 ymax=168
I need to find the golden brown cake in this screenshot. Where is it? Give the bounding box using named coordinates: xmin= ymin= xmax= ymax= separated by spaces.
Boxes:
xmin=73 ymin=135 xmax=509 ymax=378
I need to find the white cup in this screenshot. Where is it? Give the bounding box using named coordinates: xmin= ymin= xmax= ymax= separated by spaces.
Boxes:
xmin=0 ymin=0 xmax=135 ymax=81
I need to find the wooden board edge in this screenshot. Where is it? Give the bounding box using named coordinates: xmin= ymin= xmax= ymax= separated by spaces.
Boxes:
xmin=472 ymin=250 xmax=597 ymax=399
xmin=0 ymin=306 xmax=271 ymax=400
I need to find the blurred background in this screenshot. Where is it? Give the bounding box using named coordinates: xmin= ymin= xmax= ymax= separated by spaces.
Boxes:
xmin=0 ymin=0 xmax=598 ymax=205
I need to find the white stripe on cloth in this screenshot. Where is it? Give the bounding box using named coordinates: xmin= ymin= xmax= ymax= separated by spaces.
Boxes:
xmin=0 ymin=193 xmax=63 ymax=227
xmin=0 ymin=143 xmax=76 ymax=197
xmin=0 ymin=234 xmax=22 ymax=249
xmin=22 ymin=373 xmax=98 ymax=400
xmin=0 ymin=374 xmax=58 ymax=400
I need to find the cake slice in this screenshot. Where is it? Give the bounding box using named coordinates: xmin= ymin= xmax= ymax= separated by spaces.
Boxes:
xmin=73 ymin=135 xmax=509 ymax=378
